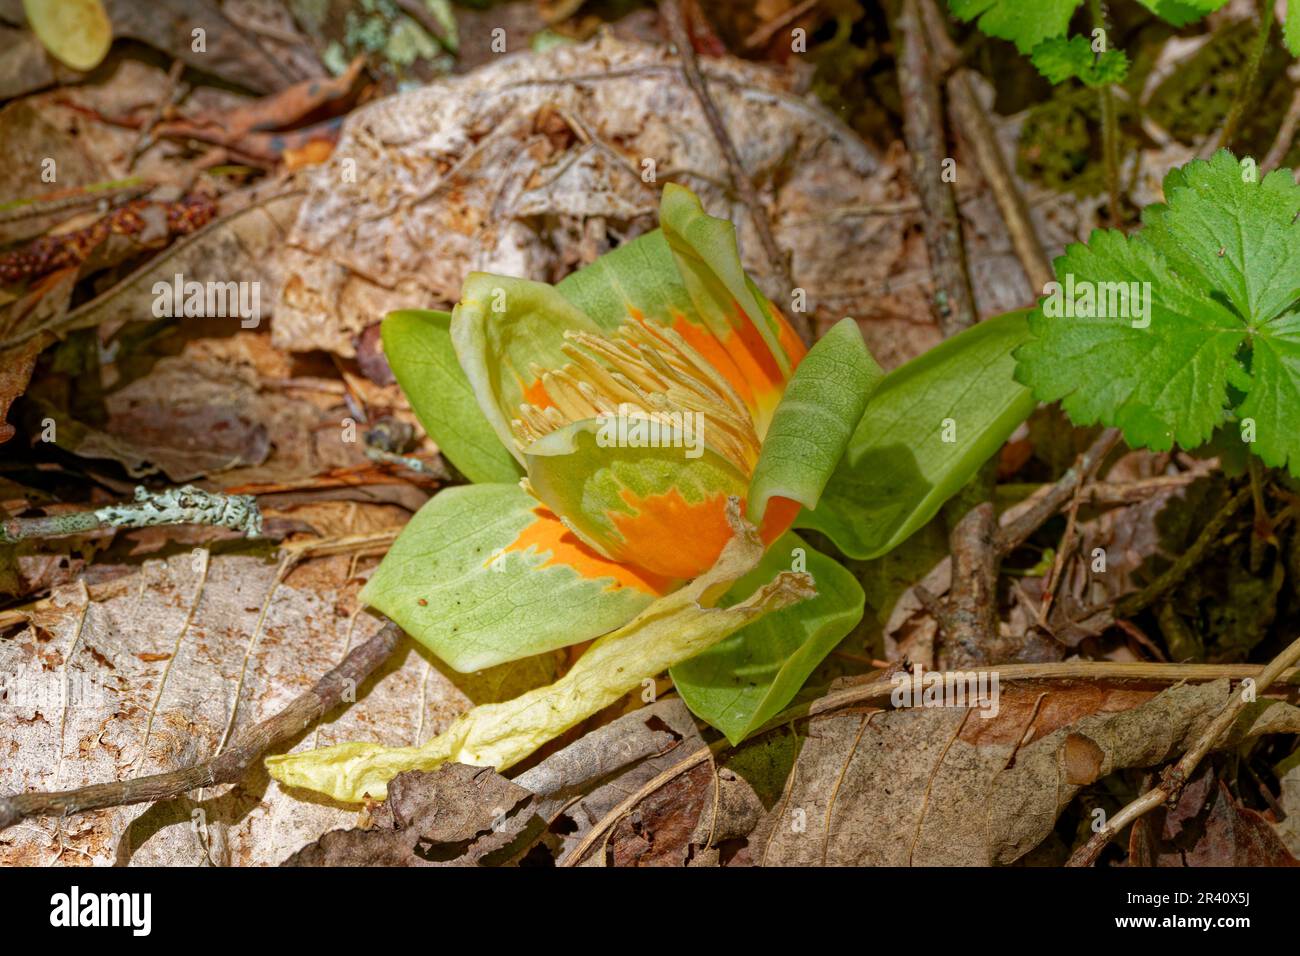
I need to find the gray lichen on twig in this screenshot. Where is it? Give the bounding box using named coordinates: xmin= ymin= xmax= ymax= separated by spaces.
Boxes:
xmin=2 ymin=485 xmax=262 ymax=544
xmin=94 ymin=485 xmax=262 ymax=536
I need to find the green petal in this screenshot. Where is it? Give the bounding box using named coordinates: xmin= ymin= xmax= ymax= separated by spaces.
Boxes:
xmin=671 ymin=532 xmax=864 ymax=745
xmin=522 ymin=419 xmax=750 ymax=582
xmin=381 ymin=310 xmax=521 ymax=484
xmin=747 ymin=317 xmax=883 ymax=523
xmin=360 ymin=482 xmax=658 ymax=672
xmin=800 ymin=310 xmax=1037 ymax=559
xmin=271 ymin=501 xmax=815 ymax=802
xmin=660 ymin=184 xmax=804 ymax=432
xmin=450 ymin=273 xmax=612 ymax=465
xmin=556 ymin=227 xmax=693 ymax=327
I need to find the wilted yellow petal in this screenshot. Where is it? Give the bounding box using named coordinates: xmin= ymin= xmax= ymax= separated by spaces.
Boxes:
xmin=266 ymin=499 xmax=814 ymax=803
xmin=23 ymin=0 xmax=112 ymax=72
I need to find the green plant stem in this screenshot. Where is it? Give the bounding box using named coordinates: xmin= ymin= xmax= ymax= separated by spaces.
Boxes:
xmin=1090 ymin=0 xmax=1122 ymax=225
xmin=1246 ymin=455 xmax=1272 ymax=573
xmin=1217 ymin=0 xmax=1272 ymax=152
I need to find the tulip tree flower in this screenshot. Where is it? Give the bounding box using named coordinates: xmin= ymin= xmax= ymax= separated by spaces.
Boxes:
xmin=266 ymin=185 xmax=1036 ymax=802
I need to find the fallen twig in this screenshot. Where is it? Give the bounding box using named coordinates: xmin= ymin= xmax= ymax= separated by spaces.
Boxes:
xmin=659 ymin=0 xmax=809 ymax=345
xmin=894 ymin=0 xmax=977 ymax=336
xmin=1262 ymin=71 xmax=1300 ymax=170
xmin=127 ymin=58 xmax=187 ymax=171
xmin=994 ymin=429 xmax=1122 ymax=555
xmin=1 ymin=485 xmax=262 ymax=544
xmin=743 ymin=0 xmax=819 ymax=50
xmin=1071 ymin=485 xmax=1251 ymax=633
xmin=0 ymin=618 xmax=403 ymax=832
xmin=917 ymin=0 xmax=1054 ymax=292
xmin=943 ymin=501 xmax=1000 ymax=666
xmin=1067 ymin=631 xmax=1300 ymax=866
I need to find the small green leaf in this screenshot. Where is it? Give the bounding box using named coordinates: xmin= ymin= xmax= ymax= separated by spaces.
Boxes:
xmin=799 ymin=311 xmax=1037 ymax=559
xmin=381 ymin=310 xmax=521 ymax=484
xmin=1236 ymin=313 xmax=1300 ymax=472
xmin=747 ymin=318 xmax=883 ymax=523
xmin=1030 ymin=36 xmax=1129 ymax=86
xmin=23 ymin=0 xmax=111 ymax=72
xmin=1288 ymin=0 xmax=1300 ymax=57
xmin=947 ymin=0 xmax=1080 ymax=54
xmin=1015 ymin=229 xmax=1243 ymax=453
xmin=360 ymin=483 xmax=657 ymax=672
xmin=1015 ymin=151 xmax=1300 ymax=473
xmin=1133 ymin=0 xmax=1231 ymax=28
xmin=671 ymin=532 xmax=864 ymax=745
xmin=1142 ymin=152 xmax=1300 ymax=326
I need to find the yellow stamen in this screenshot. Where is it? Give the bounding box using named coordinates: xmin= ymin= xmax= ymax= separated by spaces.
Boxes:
xmin=510 ymin=320 xmax=762 ymax=474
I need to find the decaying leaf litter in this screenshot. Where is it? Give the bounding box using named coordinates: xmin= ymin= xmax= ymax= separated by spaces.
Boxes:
xmin=2 ymin=0 xmax=1300 ymax=869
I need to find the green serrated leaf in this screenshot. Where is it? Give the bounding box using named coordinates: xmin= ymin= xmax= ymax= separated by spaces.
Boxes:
xmin=1143 ymin=152 xmax=1300 ymax=326
xmin=381 ymin=310 xmax=522 ymax=484
xmin=947 ymin=0 xmax=1081 ymax=54
xmin=1237 ymin=313 xmax=1300 ymax=472
xmin=360 ymin=483 xmax=657 ymax=672
xmin=1016 ymin=151 xmax=1300 ymax=473
xmin=798 ymin=311 xmax=1037 ymax=559
xmin=671 ymin=532 xmax=864 ymax=745
xmin=1015 ymin=229 xmax=1244 ymax=452
xmin=1134 ymin=0 xmax=1232 ymax=28
xmin=747 ymin=318 xmax=883 ymax=523
xmin=1030 ymin=36 xmax=1129 ymax=86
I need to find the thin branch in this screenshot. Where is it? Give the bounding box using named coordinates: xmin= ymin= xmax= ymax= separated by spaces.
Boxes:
xmin=1071 ymin=486 xmax=1251 ymax=633
xmin=943 ymin=501 xmax=1000 ymax=667
xmin=0 ymin=618 xmax=403 ymax=832
xmin=364 ymin=447 xmax=453 ymax=481
xmin=127 ymin=58 xmax=187 ymax=171
xmin=1037 ymin=465 xmax=1087 ymax=629
xmin=913 ymin=583 xmax=961 ymax=635
xmin=917 ymin=0 xmax=1054 ymax=292
xmin=659 ymin=0 xmax=810 ymax=345
xmin=894 ymin=0 xmax=978 ymax=336
xmin=1262 ymin=71 xmax=1300 ymax=170
xmin=1067 ymin=631 xmax=1300 ymax=866
xmin=743 ymin=0 xmax=819 ymax=50
xmin=994 ymin=429 xmax=1122 ymax=555
xmin=1 ymin=485 xmax=263 ymax=544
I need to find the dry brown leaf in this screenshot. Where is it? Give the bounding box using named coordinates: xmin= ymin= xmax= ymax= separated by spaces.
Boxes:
xmin=566 ymin=679 xmax=1300 ymax=867
xmin=1133 ymin=762 xmax=1298 ymax=867
xmin=102 ymin=0 xmax=296 ymax=93
xmin=0 ymin=551 xmax=556 ymax=866
xmin=282 ymin=763 xmax=537 ymax=867
xmin=285 ymin=697 xmax=706 ymax=866
xmin=274 ymin=33 xmax=915 ymax=360
xmin=755 ymin=680 xmax=1300 ymax=865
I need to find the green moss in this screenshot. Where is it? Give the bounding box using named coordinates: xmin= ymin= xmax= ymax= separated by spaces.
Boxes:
xmin=1017 ymin=86 xmax=1136 ymax=197
xmin=1146 ymin=19 xmax=1293 ymax=158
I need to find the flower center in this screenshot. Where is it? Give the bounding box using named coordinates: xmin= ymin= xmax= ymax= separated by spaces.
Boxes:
xmin=510 ymin=320 xmax=762 ymax=475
